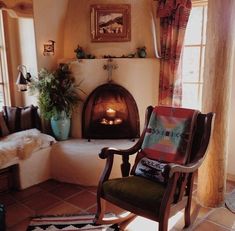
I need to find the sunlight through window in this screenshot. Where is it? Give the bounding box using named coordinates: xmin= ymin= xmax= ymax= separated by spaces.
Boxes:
xmin=182 ymin=4 xmax=208 ymax=110
xmin=0 ymin=11 xmax=10 ymax=107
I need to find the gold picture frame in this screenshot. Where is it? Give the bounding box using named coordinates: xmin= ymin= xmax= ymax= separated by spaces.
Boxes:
xmin=90 ymin=4 xmax=131 ymax=42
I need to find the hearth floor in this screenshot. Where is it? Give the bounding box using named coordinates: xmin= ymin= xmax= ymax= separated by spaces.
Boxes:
xmin=1 ymin=179 xmax=235 ymax=231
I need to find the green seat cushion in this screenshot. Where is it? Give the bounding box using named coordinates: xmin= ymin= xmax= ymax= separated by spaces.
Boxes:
xmin=102 ymin=176 xmax=166 ymax=215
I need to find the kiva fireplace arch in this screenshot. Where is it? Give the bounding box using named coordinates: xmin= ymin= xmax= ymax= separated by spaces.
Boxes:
xmin=82 ymin=83 xmax=140 ymax=139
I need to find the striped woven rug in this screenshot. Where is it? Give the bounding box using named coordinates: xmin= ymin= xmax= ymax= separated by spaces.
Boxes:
xmin=27 ymin=214 xmax=120 ymax=231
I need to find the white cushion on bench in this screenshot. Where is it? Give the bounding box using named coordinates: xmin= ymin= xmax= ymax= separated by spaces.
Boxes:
xmin=0 ymin=128 xmax=56 ymax=168
xmin=0 ymin=129 xmax=56 ymax=189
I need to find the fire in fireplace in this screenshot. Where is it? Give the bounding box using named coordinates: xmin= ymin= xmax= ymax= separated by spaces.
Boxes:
xmin=82 ymin=83 xmax=140 ymax=139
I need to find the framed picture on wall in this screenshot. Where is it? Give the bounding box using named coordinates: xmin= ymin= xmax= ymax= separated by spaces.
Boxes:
xmin=90 ymin=4 xmax=131 ymax=42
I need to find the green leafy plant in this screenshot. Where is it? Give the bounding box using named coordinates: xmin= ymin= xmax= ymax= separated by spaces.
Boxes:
xmin=29 ymin=63 xmax=85 ymax=120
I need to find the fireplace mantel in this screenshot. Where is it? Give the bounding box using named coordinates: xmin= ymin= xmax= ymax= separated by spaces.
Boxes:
xmin=67 ymin=58 xmax=159 ymax=138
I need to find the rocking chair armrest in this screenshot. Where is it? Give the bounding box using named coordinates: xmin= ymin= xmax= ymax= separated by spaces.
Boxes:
xmin=99 ymin=141 xmax=142 ymax=159
xmin=168 ymin=159 xmax=203 ymax=177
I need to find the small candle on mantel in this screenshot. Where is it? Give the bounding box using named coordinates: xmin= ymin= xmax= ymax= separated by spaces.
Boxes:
xmin=106 ymin=108 xmax=116 ymax=118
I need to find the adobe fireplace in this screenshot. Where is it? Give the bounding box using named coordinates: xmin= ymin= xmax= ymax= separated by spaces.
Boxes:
xmin=82 ymin=83 xmax=140 ymax=140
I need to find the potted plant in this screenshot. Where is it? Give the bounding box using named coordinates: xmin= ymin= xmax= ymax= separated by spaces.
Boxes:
xmin=29 ymin=63 xmax=84 ymax=140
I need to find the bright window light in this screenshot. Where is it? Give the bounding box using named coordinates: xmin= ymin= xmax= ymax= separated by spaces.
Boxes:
xmin=182 ymin=4 xmax=208 ymax=110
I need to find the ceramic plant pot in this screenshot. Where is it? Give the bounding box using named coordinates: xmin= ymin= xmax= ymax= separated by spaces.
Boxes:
xmin=50 ymin=113 xmax=71 ymax=141
xmin=137 ymin=47 xmax=147 ymax=58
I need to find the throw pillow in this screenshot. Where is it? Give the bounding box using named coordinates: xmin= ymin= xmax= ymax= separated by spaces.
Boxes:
xmin=134 ymin=156 xmax=170 ymax=183
xmin=3 ymin=105 xmax=41 ymax=133
xmin=0 ymin=111 xmax=9 ymax=137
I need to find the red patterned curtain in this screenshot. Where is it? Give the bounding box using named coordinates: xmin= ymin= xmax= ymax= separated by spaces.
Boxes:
xmin=157 ymin=0 xmax=192 ymax=106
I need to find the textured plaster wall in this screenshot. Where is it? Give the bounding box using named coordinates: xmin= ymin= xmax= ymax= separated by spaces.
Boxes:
xmin=63 ymin=0 xmax=158 ymax=59
xmin=32 ymin=0 xmax=159 ymax=67
xmin=33 ymin=0 xmax=69 ymax=70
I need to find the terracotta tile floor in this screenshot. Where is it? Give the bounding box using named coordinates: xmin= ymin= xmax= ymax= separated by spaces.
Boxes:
xmin=0 ymin=179 xmax=235 ymax=231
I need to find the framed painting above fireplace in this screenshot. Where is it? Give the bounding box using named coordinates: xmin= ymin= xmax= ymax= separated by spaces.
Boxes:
xmin=90 ymin=4 xmax=131 ymax=42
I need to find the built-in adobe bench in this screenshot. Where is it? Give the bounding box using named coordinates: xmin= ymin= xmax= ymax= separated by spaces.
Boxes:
xmin=50 ymin=138 xmax=135 ymax=186
xmin=0 ymin=105 xmax=136 ymax=190
xmin=0 ymin=105 xmax=55 ymax=191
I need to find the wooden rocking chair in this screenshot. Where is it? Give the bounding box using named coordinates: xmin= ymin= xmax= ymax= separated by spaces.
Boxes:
xmin=94 ymin=105 xmax=214 ymax=231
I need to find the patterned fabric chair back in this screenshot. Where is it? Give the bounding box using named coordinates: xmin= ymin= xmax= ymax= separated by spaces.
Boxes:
xmin=132 ymin=106 xmax=199 ymax=183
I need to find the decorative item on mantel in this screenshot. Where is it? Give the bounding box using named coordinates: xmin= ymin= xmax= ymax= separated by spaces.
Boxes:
xmin=103 ymin=58 xmax=118 ymax=82
xmin=102 ymin=46 xmax=147 ymax=59
xmin=103 ymin=52 xmax=136 ymax=59
xmin=74 ymin=45 xmax=95 ymax=60
xmin=137 ymin=46 xmax=147 ymax=58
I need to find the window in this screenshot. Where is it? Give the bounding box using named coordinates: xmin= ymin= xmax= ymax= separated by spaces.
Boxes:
xmin=0 ymin=11 xmax=10 ymax=108
xmin=181 ymin=3 xmax=208 ymax=110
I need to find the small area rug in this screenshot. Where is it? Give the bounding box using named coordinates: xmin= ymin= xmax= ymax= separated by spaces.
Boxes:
xmin=27 ymin=214 xmax=120 ymax=231
xmin=225 ymin=189 xmax=235 ymax=213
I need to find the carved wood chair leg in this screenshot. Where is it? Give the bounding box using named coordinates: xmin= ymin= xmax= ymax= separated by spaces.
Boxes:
xmin=184 ymin=197 xmax=192 ymax=228
xmin=94 ymin=198 xmax=106 ymax=224
xmin=158 ymin=221 xmax=168 ymax=231
xmin=159 ymin=214 xmax=168 ymax=231
xmin=184 ymin=174 xmax=194 ymax=228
